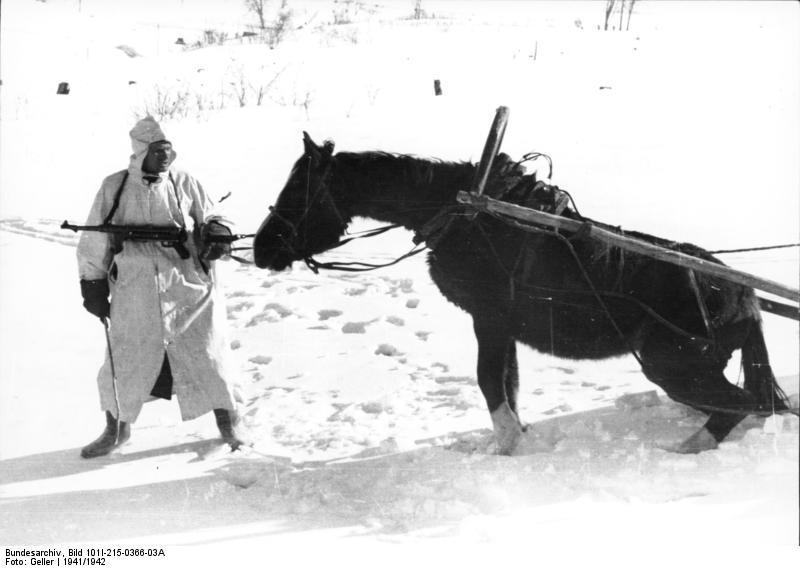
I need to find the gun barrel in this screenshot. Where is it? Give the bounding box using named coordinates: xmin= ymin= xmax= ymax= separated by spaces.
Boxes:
xmin=60 ymin=221 xmax=187 ymax=243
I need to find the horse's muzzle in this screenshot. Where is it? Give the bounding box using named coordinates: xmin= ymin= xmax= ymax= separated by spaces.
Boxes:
xmin=254 ymin=212 xmax=293 ymax=270
xmin=252 ymin=242 xmax=293 ymax=270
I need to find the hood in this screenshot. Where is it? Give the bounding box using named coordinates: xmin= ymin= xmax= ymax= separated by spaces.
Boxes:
xmin=128 ymin=116 xmax=177 ymax=173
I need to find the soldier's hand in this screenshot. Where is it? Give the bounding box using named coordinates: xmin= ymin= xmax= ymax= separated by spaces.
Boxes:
xmin=200 ymin=221 xmax=232 ymax=261
xmin=80 ymin=279 xmax=110 ymax=320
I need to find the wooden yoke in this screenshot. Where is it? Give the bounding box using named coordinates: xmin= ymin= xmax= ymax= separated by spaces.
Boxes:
xmin=456 ymin=192 xmax=800 ymax=306
xmin=471 ymin=106 xmax=510 ymax=196
xmin=421 ymin=106 xmax=510 ymax=246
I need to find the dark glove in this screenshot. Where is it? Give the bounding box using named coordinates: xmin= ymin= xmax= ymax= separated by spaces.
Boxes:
xmin=80 ymin=279 xmax=110 ymax=320
xmin=199 ymin=221 xmax=232 ymax=261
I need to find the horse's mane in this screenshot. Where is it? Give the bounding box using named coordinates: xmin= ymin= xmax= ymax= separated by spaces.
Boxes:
xmin=336 ymin=150 xmax=469 ymax=170
xmin=333 ymin=151 xmax=541 ymax=205
xmin=324 ymin=148 xmax=722 ymax=272
xmin=335 ymin=151 xmax=474 ymax=197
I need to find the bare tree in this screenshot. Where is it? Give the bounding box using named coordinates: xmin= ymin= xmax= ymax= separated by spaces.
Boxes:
xmin=269 ymin=1 xmax=292 ymax=47
xmin=604 ymin=0 xmax=636 ymax=31
xmin=244 ymin=0 xmax=268 ymax=30
xmin=626 ymin=0 xmax=637 ymax=31
xmin=604 ymin=0 xmax=615 ymax=30
xmin=413 ymin=0 xmax=425 ymax=20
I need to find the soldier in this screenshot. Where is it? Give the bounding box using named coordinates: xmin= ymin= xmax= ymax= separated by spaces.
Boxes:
xmin=76 ymin=116 xmax=243 ymax=458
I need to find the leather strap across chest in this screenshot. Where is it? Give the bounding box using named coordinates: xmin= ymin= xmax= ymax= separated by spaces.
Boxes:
xmin=103 ymin=172 xmax=181 ymax=226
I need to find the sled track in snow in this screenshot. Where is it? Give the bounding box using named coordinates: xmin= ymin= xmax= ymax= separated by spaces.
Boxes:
xmin=0 ymin=218 xmax=78 ymax=247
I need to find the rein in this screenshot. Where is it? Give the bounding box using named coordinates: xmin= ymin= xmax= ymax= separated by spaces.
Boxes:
xmin=304 ymin=243 xmax=427 ymax=273
xmin=302 ymin=223 xmax=427 ymax=273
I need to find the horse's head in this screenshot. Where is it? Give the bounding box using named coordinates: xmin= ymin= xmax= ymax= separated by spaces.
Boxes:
xmin=253 ymin=132 xmax=348 ymax=270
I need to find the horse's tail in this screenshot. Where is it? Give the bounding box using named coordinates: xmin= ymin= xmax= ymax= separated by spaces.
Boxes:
xmin=741 ymin=319 xmax=789 ymax=412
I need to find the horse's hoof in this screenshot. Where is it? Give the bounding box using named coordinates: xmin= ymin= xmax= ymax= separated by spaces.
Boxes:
xmin=491 ymin=402 xmax=523 ymax=455
xmin=673 ymin=427 xmax=718 ymax=454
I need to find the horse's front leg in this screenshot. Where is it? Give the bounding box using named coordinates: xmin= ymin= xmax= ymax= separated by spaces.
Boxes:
xmin=474 ymin=317 xmax=522 ymax=455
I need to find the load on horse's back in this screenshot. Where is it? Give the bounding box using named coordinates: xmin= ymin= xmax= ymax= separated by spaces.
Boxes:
xmin=253 ymin=131 xmax=790 ymax=454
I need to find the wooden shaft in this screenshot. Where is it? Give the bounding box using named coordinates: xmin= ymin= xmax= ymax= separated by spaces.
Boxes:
xmin=758 ymin=297 xmax=800 ymax=320
xmin=687 ymin=269 xmax=714 ymax=337
xmin=456 ymin=191 xmax=800 ymax=302
xmin=471 ymin=106 xmax=510 ymax=196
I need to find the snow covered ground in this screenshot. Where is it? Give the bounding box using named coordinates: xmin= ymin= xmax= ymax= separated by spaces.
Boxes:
xmin=1 ymin=0 xmax=799 ymax=564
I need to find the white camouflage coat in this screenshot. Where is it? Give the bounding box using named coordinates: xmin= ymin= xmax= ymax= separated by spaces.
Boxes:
xmin=77 ymin=149 xmax=236 ymax=423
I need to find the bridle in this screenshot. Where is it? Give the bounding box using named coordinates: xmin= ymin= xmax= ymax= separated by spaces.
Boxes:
xmin=267 ymin=154 xmax=426 ymax=273
xmin=266 ymin=156 xmax=342 ymax=258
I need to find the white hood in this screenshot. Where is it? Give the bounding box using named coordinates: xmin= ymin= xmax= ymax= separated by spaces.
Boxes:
xmin=128 ymin=116 xmax=176 ymax=171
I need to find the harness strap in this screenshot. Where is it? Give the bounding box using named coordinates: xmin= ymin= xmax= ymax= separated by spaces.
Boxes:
xmin=414 ymin=205 xmax=461 ymax=247
xmin=103 ymin=171 xmax=181 ymax=226
xmin=103 ymin=172 xmax=129 ymax=225
xmin=164 ymin=172 xmax=188 ymax=233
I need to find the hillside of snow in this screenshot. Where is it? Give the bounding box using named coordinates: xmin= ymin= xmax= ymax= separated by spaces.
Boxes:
xmin=1 ymin=0 xmax=798 ymax=563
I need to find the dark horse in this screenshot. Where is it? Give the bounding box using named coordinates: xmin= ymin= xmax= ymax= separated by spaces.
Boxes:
xmin=254 ymin=132 xmax=788 ymax=454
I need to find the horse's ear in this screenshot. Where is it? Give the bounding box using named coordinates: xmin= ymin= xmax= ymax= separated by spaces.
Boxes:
xmin=303 ymin=131 xmax=322 ymax=161
xmin=322 ymin=139 xmax=335 ymax=157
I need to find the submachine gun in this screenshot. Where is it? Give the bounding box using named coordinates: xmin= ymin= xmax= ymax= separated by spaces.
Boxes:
xmin=60 ymin=221 xmax=248 ymax=259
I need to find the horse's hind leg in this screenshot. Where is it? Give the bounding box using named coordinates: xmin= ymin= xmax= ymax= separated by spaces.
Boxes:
xmin=640 ymin=333 xmax=759 ymax=453
xmin=473 ymin=317 xmax=522 ymax=455
xmin=666 ymin=373 xmax=757 ymax=453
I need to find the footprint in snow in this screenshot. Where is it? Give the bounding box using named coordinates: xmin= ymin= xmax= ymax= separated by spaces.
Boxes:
xmin=375 ymin=344 xmax=402 ymax=356
xmin=385 ymin=277 xmax=414 ymax=294
xmin=406 ymin=299 xmax=420 ymax=309
xmin=226 ymin=290 xmax=255 ymax=298
xmin=342 ymin=320 xmax=377 ymax=334
xmin=434 ymin=375 xmax=474 ymax=385
xmin=227 ymin=301 xmax=255 ymax=318
xmin=386 ymin=315 xmax=405 ymax=326
xmin=415 ymin=331 xmax=430 ymax=341
xmin=246 ymin=303 xmax=294 ymax=326
xmin=265 ymin=302 xmax=294 ymax=317
xmin=427 ymin=387 xmax=462 ymax=396
xmin=318 ymin=309 xmax=343 ymax=321
xmin=345 ymin=287 xmax=369 ymax=296
xmin=360 ymin=401 xmax=386 ymax=414
xmin=248 ymin=355 xmax=272 ymax=365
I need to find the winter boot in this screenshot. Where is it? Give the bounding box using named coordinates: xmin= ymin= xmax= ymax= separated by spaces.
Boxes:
xmin=214 ymin=408 xmax=246 ymax=451
xmin=80 ymin=411 xmax=130 ymax=459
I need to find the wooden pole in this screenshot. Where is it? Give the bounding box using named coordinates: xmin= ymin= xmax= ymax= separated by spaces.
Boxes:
xmin=456 ymin=191 xmax=800 ymax=303
xmin=471 ymin=106 xmax=510 ymax=196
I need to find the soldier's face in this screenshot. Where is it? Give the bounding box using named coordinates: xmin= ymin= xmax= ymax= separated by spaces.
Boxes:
xmin=142 ymin=141 xmax=174 ymax=173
